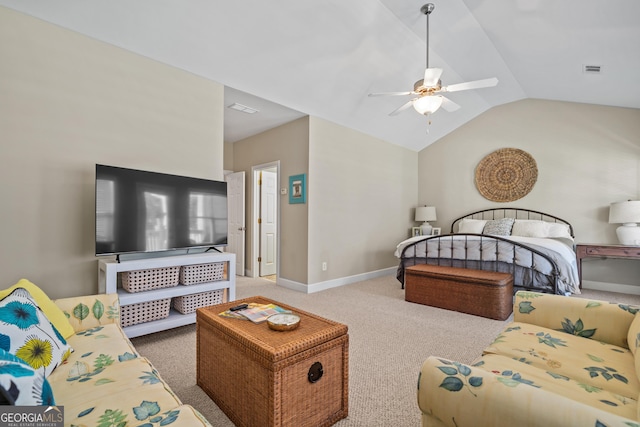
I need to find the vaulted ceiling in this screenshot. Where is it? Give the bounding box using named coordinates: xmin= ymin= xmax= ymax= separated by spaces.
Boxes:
xmin=1 ymin=0 xmax=638 ymax=151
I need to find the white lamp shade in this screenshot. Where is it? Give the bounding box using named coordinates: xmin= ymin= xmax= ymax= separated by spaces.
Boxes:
xmin=413 ymin=96 xmax=443 ymax=115
xmin=609 ymin=201 xmax=640 ymax=245
xmin=609 ymin=201 xmax=640 ymax=224
xmin=415 ymin=206 xmax=437 ymax=222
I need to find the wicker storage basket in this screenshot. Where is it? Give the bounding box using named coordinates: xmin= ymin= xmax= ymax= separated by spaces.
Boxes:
xmin=172 ymin=290 xmax=225 ymax=314
xmin=120 ymin=298 xmax=171 ymax=327
xmin=121 ymin=266 xmax=180 ymax=293
xmin=179 ymin=262 xmax=225 ymax=285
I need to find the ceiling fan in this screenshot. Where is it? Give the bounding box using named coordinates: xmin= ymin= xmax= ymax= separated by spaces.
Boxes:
xmin=369 ymin=3 xmax=498 ymax=117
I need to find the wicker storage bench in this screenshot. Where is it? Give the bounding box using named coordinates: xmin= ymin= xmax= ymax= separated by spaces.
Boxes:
xmin=405 ymin=264 xmax=513 ymax=320
xmin=196 ymin=296 xmax=348 ymax=427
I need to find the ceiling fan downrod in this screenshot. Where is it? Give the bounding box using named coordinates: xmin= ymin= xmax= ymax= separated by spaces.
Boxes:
xmin=420 ymin=3 xmax=435 ymax=69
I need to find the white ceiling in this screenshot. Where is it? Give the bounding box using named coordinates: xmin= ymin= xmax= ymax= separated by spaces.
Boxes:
xmin=1 ymin=0 xmax=638 ymax=151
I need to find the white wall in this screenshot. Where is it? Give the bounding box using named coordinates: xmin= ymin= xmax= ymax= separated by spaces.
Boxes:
xmin=0 ymin=7 xmax=224 ymax=298
xmin=308 ymin=117 xmax=418 ymax=286
xmin=419 ymin=99 xmax=640 ymax=289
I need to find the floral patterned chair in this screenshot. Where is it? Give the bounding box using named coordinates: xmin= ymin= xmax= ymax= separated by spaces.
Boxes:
xmin=0 ymin=279 xmax=211 ymax=426
xmin=418 ymin=291 xmax=640 ymax=427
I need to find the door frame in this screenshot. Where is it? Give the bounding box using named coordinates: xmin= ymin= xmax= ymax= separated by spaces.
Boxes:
xmin=224 ymin=170 xmax=245 ymax=276
xmin=251 ymin=161 xmax=280 ymax=279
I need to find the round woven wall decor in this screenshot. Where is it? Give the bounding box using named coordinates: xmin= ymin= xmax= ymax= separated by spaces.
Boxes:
xmin=475 ymin=148 xmax=538 ymax=202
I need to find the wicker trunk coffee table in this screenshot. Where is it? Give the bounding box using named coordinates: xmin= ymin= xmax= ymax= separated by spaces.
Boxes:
xmin=196 ymin=296 xmax=349 ymax=427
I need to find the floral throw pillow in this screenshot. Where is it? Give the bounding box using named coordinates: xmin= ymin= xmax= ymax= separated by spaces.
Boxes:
xmin=0 ymin=279 xmax=75 ymax=339
xmin=482 ymin=218 xmax=515 ymax=236
xmin=0 ymin=348 xmax=55 ymax=405
xmin=0 ymin=288 xmax=73 ymax=377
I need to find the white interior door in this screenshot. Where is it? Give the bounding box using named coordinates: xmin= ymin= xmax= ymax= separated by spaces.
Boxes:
xmin=259 ymin=170 xmax=277 ymax=276
xmin=225 ymin=171 xmax=245 ymax=276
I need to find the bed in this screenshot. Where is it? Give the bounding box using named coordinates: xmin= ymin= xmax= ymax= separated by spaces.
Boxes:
xmin=396 ymin=208 xmax=580 ymax=295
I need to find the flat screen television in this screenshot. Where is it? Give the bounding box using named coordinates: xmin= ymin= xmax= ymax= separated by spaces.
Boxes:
xmin=95 ymin=164 xmax=228 ymax=256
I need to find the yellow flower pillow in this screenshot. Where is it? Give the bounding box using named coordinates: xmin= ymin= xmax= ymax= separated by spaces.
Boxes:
xmin=0 ymin=288 xmax=73 ymax=377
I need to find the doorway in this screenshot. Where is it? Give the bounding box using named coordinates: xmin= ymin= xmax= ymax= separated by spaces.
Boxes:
xmin=251 ymin=162 xmax=280 ymax=279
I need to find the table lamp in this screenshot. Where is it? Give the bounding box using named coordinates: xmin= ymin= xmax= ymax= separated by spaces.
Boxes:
xmin=609 ymin=200 xmax=640 ymax=245
xmin=415 ymin=206 xmax=437 ymax=235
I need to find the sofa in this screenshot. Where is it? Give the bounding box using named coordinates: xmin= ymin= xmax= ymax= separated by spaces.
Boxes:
xmin=418 ymin=290 xmax=640 ymax=427
xmin=0 ymin=279 xmax=211 ymax=426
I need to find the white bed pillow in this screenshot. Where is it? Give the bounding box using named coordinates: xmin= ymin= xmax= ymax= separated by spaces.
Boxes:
xmin=511 ymin=220 xmax=572 ymax=239
xmin=546 ymin=222 xmax=572 ymax=238
xmin=511 ymin=220 xmax=548 ymax=237
xmin=457 ymin=219 xmax=487 ymax=234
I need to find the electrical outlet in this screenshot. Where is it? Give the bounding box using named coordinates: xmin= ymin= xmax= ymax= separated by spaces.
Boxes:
xmin=322 ymin=262 xmax=327 ymax=271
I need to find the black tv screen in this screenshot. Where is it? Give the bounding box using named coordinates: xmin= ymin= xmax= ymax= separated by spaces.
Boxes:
xmin=95 ymin=164 xmax=228 ymax=256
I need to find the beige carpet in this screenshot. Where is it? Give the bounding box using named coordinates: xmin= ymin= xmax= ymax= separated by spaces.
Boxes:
xmin=131 ymin=275 xmax=640 ymax=427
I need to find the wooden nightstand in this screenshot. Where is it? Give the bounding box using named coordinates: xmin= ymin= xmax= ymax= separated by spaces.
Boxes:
xmin=575 ymin=244 xmax=640 ymax=288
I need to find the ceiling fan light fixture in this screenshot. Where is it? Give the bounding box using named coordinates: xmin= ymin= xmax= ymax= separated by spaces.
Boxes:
xmin=367 ymin=3 xmax=497 ymax=119
xmin=413 ymin=96 xmax=443 ymax=115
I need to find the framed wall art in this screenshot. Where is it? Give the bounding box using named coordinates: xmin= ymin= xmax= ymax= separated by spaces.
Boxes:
xmin=289 ymin=174 xmax=306 ymax=204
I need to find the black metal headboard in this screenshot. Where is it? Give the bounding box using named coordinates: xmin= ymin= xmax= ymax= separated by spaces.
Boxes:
xmin=450 ymin=207 xmax=574 ymax=238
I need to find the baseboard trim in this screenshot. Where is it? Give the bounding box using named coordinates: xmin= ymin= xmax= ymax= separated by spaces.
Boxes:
xmin=582 ymin=280 xmax=640 ymax=296
xmin=276 ymin=267 xmax=397 ymax=294
xmin=276 ymin=278 xmax=309 ymax=293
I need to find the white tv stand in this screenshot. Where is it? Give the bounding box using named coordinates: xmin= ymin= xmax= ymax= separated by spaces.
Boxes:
xmin=98 ymin=252 xmax=236 ymax=338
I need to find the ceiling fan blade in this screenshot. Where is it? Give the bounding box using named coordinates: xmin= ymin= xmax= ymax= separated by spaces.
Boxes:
xmin=441 ymin=96 xmax=461 ymax=112
xmin=368 ymin=91 xmax=414 ymax=97
xmin=423 ymin=68 xmax=443 ymax=87
xmin=389 ymin=100 xmax=415 ymax=116
xmin=440 ymin=77 xmax=498 ymax=93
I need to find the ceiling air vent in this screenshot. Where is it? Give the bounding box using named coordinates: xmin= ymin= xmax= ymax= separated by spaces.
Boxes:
xmin=227 ymin=103 xmax=259 ymax=114
xmin=583 ymin=65 xmax=602 ymax=74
